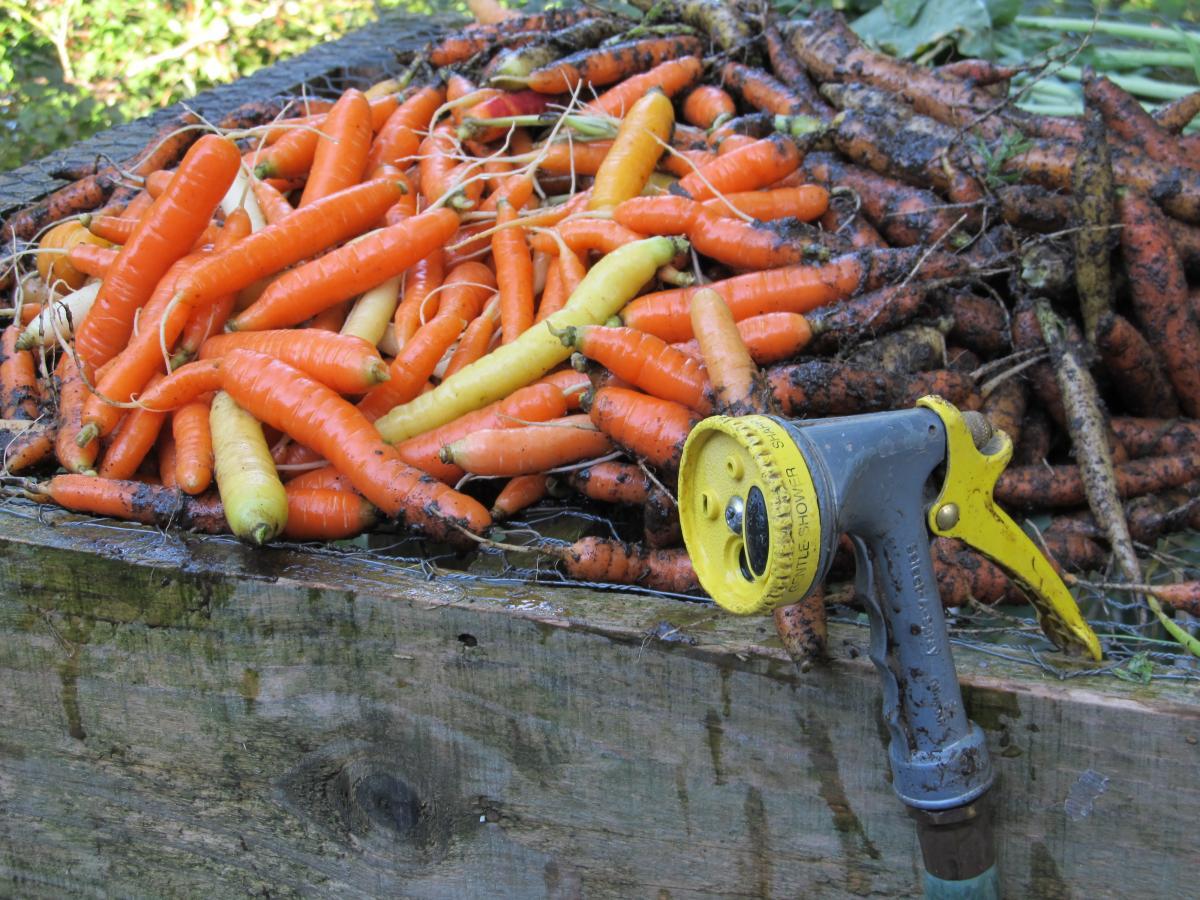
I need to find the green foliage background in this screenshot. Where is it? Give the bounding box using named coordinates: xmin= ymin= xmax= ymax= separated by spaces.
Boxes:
xmin=2 ymin=0 xmax=1197 ymax=173
xmin=0 ymin=0 xmax=466 ymax=172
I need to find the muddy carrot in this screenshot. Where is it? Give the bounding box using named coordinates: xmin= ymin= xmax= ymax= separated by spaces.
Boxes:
xmin=1119 ymin=190 xmax=1200 ymax=417
xmin=996 ymin=456 xmax=1200 ymax=510
xmin=35 ymin=474 xmax=228 ymax=532
xmin=981 ymin=378 xmax=1026 ymax=449
xmin=1037 ymin=301 xmax=1140 ymax=583
xmin=1072 ymin=110 xmax=1116 ymax=343
xmin=566 ymin=461 xmax=654 ymax=506
xmin=0 ymin=326 xmax=38 ymax=421
xmin=525 ymin=36 xmax=704 ymax=94
xmin=721 ymin=61 xmax=811 ymax=116
xmin=559 ymin=537 xmax=699 ymax=593
xmin=1096 ymin=313 xmax=1180 ymax=419
xmin=1084 ymin=71 xmax=1189 ymax=169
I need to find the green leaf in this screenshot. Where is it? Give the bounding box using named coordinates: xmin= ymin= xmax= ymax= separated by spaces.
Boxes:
xmin=882 ymin=0 xmax=924 ymax=29
xmin=1112 ymin=650 xmax=1154 ymax=684
xmin=1174 ymin=25 xmax=1200 ymax=84
xmin=852 ymin=0 xmax=994 ymax=59
xmin=985 ymin=0 xmax=1020 ymax=28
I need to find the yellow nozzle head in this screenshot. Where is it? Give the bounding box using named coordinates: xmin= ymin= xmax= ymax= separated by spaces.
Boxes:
xmin=679 ymin=416 xmax=823 ymax=615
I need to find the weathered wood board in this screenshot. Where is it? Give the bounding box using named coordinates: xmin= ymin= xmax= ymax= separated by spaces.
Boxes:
xmin=0 ymin=507 xmax=1196 ymax=899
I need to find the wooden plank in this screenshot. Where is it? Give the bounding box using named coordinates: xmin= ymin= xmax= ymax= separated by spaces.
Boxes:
xmin=0 ymin=506 xmax=1196 ymax=898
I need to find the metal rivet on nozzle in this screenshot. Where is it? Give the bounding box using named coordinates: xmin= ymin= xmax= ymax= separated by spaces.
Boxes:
xmin=935 ymin=503 xmax=960 ymax=531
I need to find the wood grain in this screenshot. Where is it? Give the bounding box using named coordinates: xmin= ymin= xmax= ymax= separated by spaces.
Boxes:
xmin=0 ymin=507 xmax=1196 ymax=898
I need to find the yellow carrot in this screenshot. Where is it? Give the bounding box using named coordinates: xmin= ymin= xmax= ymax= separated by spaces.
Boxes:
xmin=588 ymin=90 xmax=675 ymax=211
xmin=210 ymin=390 xmax=288 ymax=544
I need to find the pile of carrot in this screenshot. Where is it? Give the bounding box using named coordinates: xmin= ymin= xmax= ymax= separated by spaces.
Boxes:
xmin=3 ymin=2 xmax=1200 ymax=647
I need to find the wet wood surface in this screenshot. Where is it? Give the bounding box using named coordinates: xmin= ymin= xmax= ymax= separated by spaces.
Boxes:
xmin=0 ymin=507 xmax=1196 ymax=898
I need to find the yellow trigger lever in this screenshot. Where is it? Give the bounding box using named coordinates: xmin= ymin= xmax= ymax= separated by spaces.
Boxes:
xmin=917 ymin=396 xmax=1102 ymax=661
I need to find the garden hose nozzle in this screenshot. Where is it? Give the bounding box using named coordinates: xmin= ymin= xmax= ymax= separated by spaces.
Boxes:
xmin=678 ymin=396 xmax=1102 ymax=899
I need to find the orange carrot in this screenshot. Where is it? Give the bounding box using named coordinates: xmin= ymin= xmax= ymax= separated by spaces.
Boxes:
xmin=286 ymin=464 xmax=355 ymax=493
xmin=672 ymin=312 xmax=813 ymax=365
xmin=357 ymin=313 xmax=467 ymax=421
xmin=418 ymin=122 xmax=463 ymax=207
xmin=53 ymin=354 xmax=98 ymax=474
xmin=221 ymin=349 xmax=490 ymax=538
xmin=683 ymin=85 xmax=736 ymax=129
xmin=199 ymin=330 xmax=389 ymax=394
xmin=253 ymin=126 xmax=318 ymax=180
xmin=157 ymin=431 xmax=178 ymax=489
xmin=441 ymin=414 xmax=613 ymax=475
xmin=534 ymin=368 xmax=588 ymax=408
xmin=393 ymin=250 xmax=445 ymax=345
xmin=560 ymin=323 xmax=713 ymax=413
xmin=85 ymin=214 xmax=136 ymax=245
xmin=491 ymin=474 xmax=549 ymax=520
xmin=98 ymin=372 xmax=168 ymax=480
xmin=75 ymin=134 xmax=241 ymax=374
xmin=65 ymin=242 xmax=117 ymax=280
xmin=283 ymin=486 xmax=378 ymax=540
xmin=530 ymin=220 xmax=648 ymax=257
xmin=173 ymin=397 xmax=214 ymax=495
xmin=428 ymin=261 xmax=496 ymax=322
xmin=137 ymin=358 xmax=224 ymax=412
xmin=231 ymin=206 xmax=461 ymax=331
xmin=675 ymin=134 xmax=802 ymax=201
xmin=690 ymin=288 xmax=768 ymax=416
xmin=702 ymin=186 xmax=829 ymax=222
xmin=298 ymin=89 xmax=373 ymax=207
xmin=494 ymin=199 xmax=534 ymax=344
xmin=587 ymin=386 xmax=699 ymax=471
xmin=395 ymin=382 xmax=568 ymax=482
xmin=535 ymin=258 xmax=567 ymax=326
xmin=585 ymin=57 xmax=704 ymax=117
xmin=173 ymin=177 xmax=407 ymax=312
xmin=444 ymin=305 xmax=499 ymax=379
xmin=173 ymin=208 xmax=254 ymax=362
xmin=250 ymin=179 xmax=294 ymax=224
xmin=367 ymin=85 xmax=446 ymax=171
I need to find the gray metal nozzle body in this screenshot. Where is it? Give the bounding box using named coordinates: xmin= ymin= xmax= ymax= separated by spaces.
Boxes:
xmin=777 ymin=409 xmax=994 ymax=812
